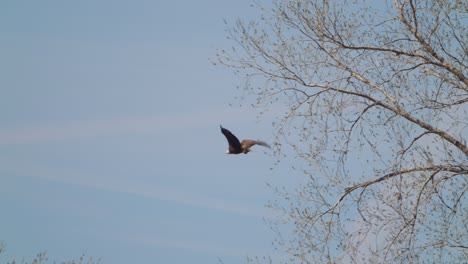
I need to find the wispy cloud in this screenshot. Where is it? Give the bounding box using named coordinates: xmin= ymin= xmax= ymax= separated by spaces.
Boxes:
xmin=133 ymin=235 xmax=251 ymax=257
xmin=0 ymin=106 xmax=280 ymax=218
xmin=0 ymin=110 xmax=218 ymax=145
xmin=0 ymin=159 xmax=273 ymax=219
xmin=0 ymin=107 xmax=279 ymax=145
xmin=129 ymin=234 xmax=283 ymax=261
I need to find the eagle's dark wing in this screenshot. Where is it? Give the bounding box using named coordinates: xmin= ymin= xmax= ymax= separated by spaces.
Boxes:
xmin=220 ymin=126 xmax=242 ymax=152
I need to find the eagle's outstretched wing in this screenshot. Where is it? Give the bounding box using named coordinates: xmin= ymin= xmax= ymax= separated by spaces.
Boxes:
xmin=220 ymin=126 xmax=242 ymax=153
xmin=241 ymin=139 xmax=271 ymax=149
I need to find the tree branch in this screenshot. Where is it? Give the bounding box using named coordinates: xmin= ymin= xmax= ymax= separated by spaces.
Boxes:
xmin=344 ymin=165 xmax=467 ymax=194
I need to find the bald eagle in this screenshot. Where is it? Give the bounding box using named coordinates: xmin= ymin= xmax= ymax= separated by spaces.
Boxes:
xmin=220 ymin=126 xmax=270 ymax=154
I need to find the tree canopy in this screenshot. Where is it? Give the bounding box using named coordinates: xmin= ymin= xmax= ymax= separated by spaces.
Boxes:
xmin=218 ymin=0 xmax=467 ymax=263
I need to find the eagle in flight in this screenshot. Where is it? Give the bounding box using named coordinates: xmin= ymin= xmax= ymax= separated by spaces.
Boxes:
xmin=220 ymin=126 xmax=270 ymax=154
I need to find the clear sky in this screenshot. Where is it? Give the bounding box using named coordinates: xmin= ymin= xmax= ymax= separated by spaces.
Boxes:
xmin=0 ymin=1 xmax=306 ymax=263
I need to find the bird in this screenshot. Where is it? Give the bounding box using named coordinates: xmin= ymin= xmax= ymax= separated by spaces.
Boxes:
xmin=220 ymin=126 xmax=270 ymax=154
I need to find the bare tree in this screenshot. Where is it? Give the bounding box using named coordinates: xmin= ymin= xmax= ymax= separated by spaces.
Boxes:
xmin=217 ymin=0 xmax=467 ymax=263
xmin=4 ymin=253 xmax=100 ymax=264
xmin=0 ymin=242 xmax=100 ymax=264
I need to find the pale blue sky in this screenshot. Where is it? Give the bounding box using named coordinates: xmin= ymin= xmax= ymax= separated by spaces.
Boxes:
xmin=0 ymin=1 xmax=306 ymax=263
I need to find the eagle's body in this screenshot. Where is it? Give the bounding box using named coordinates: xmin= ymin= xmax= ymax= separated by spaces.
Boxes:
xmin=220 ymin=126 xmax=270 ymax=154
